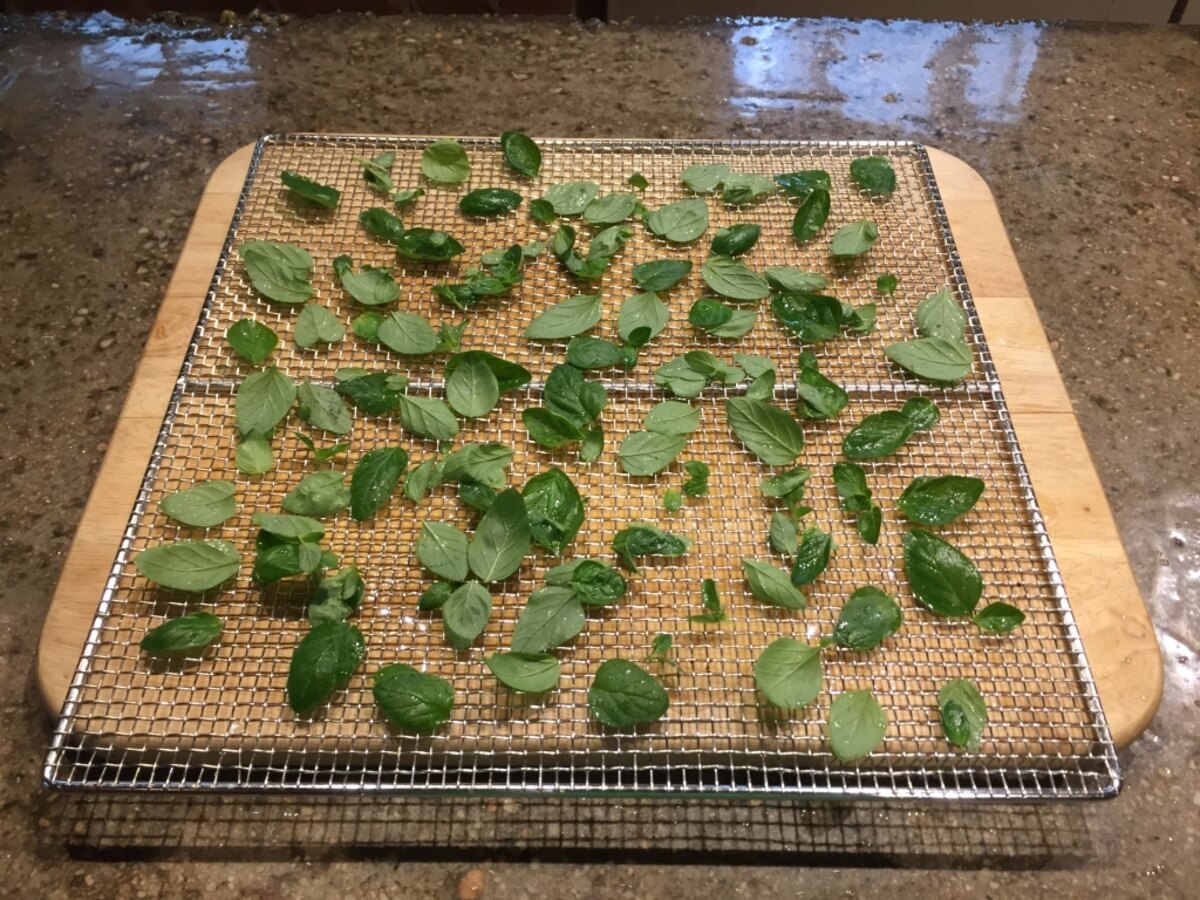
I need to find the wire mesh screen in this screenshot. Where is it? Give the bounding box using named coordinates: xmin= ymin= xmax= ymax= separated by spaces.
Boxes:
xmin=44 ymin=135 xmax=1118 ymax=799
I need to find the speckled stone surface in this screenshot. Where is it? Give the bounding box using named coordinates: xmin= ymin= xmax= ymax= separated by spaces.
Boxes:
xmin=0 ymin=12 xmax=1197 ymax=898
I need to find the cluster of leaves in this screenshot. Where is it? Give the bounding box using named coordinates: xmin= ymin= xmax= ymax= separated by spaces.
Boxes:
xmin=885 ymin=286 xmax=975 ymax=383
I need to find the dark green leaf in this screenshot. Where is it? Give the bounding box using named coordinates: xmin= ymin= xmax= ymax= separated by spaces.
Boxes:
xmin=445 ymin=350 xmax=531 ymax=394
xmin=832 ymin=461 xmax=872 ymax=512
xmin=898 ymin=475 xmax=985 ymax=525
xmin=858 ymin=503 xmax=882 ymax=544
xmin=708 ymin=307 xmax=757 ymax=339
xmin=720 ymin=172 xmax=776 ymax=205
xmin=397 ymin=395 xmax=460 ymax=441
xmin=876 ymin=273 xmax=898 ymax=295
xmin=282 ymin=470 xmax=350 ymax=517
xmin=135 ymin=539 xmax=240 ymax=592
xmin=654 ymin=357 xmax=709 ymax=399
xmin=548 ymin=559 xmax=627 ymax=608
xmin=973 ymin=602 xmax=1025 ymax=634
xmin=281 ymin=170 xmax=340 ymax=209
xmin=565 ymin=336 xmax=630 ymax=370
xmin=467 ymin=488 xmax=530 ymax=583
xmin=358 ymin=207 xmax=405 ymax=244
xmin=903 ymin=530 xmax=984 ymax=617
xmin=644 ymin=400 xmax=700 ymax=436
xmin=627 ymin=171 xmax=649 ymax=191
xmin=586 ymin=224 xmax=632 ymax=261
xmin=251 ymin=512 xmax=324 ymax=542
xmin=632 ymin=259 xmax=692 ymax=293
xmin=768 ymin=511 xmax=798 ymax=556
xmin=442 ymin=580 xmax=492 ymax=650
xmin=833 ymin=586 xmax=902 ymax=650
xmin=742 ymin=559 xmax=807 ymax=610
xmin=618 ymin=292 xmax=670 ymax=344
xmin=612 ymin=523 xmax=691 ymax=573
xmin=701 ymin=255 xmax=769 ymax=301
xmin=335 ymin=372 xmax=403 ymax=415
xmin=356 ymin=151 xmax=394 ymax=194
xmin=760 ymin=466 xmax=811 ymax=500
xmin=681 ymin=162 xmax=730 ymax=194
xmin=486 ymin=652 xmax=560 ymax=693
xmin=511 ymin=585 xmax=584 ymax=653
xmin=528 ymin=198 xmax=555 ymax=223
xmin=457 ymin=480 xmax=496 ymax=513
xmin=525 ymin=294 xmax=602 ymax=340
xmin=226 ymin=319 xmax=277 ymax=365
xmin=443 ymin=443 xmax=513 ymax=490
xmin=445 ymin=353 xmax=501 ymax=418
xmin=645 ymin=198 xmax=709 ymax=243
xmin=774 ymin=169 xmax=831 ymax=197
xmin=711 ymin=223 xmax=761 ymax=257
xmin=501 ymin=131 xmax=541 ymax=177
xmin=682 ymin=460 xmax=710 ymax=497
xmin=396 ymin=228 xmax=466 ymax=263
xmin=939 ymin=678 xmax=987 ymax=750
xmin=842 ymin=410 xmax=917 ymax=459
xmin=689 ymin=577 xmax=726 ymax=624
xmin=725 ymin=397 xmax=804 ymax=466
xmin=373 ymin=664 xmax=454 ymax=733
xmin=584 ymin=193 xmax=637 ymax=225
xmin=589 ymin=659 xmax=669 ymax=728
xmin=351 ymin=447 xmax=408 ymax=521
xmin=770 ymin=292 xmax=843 ymax=341
xmin=902 ymin=396 xmax=941 ymax=431
xmin=392 ymin=188 xmax=424 ymax=208
xmin=160 ymin=480 xmax=236 ymax=528
xmin=239 ymin=240 xmax=313 ymax=305
xmin=915 ymin=286 xmax=967 ymax=340
xmin=333 ymin=255 xmax=400 ymax=307
xmin=287 ymin=621 xmax=365 ymax=716
xmin=791 ymin=188 xmax=831 ymax=242
xmin=618 ymin=431 xmax=687 ymax=476
xmin=351 ymin=312 xmax=384 ymax=342
xmin=294 ymin=432 xmax=347 ymax=463
xmin=139 ymin=612 xmax=223 ymax=657
xmin=689 ymin=297 xmax=734 ymax=330
xmin=235 ymin=434 xmax=273 ymax=475
xmin=543 ymin=181 xmax=600 ymax=215
xmin=754 ymin=638 xmax=821 ymax=708
xmin=419 ymin=580 xmax=453 ymax=611
xmin=460 ymin=188 xmax=522 ymax=217
xmin=417 ymin=521 xmax=470 ymax=581
xmin=376 ymin=311 xmax=439 ymax=356
xmin=296 ymin=381 xmax=351 ymax=435
xmin=828 ymin=690 xmax=888 ymax=760
xmin=405 ymin=458 xmax=444 ymax=503
xmin=763 ymin=268 xmax=827 ymax=294
xmin=887 ymin=337 xmax=975 ymax=384
xmin=830 ymin=220 xmax=879 ymax=257
xmin=523 ymin=407 xmax=585 ymax=449
xmin=421 ymin=138 xmax=470 ymax=184
xmin=236 ymin=367 xmax=296 ymax=437
xmin=308 ymin=566 xmax=365 ymax=625
xmin=795 ymin=352 xmax=848 ymax=420
xmin=522 ymin=467 xmax=584 ymax=556
xmin=849 ymin=156 xmax=897 ymax=195
xmin=791 ymin=527 xmax=832 ymax=585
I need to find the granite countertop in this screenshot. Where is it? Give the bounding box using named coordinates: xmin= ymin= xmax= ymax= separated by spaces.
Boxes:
xmin=0 ymin=12 xmax=1196 ymax=898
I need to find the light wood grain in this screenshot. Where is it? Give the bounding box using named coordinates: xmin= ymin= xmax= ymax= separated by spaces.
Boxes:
xmin=36 ymin=142 xmax=1161 ymax=751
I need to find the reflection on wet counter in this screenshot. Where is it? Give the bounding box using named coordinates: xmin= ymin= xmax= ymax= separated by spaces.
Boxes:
xmin=729 ymin=19 xmax=1043 ymax=131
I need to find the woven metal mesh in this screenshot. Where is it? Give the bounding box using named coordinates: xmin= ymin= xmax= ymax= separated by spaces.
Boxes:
xmin=44 ymin=136 xmax=1118 ymax=799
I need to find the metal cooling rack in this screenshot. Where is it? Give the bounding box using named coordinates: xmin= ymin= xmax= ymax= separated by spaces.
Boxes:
xmin=44 ymin=135 xmax=1119 ymax=800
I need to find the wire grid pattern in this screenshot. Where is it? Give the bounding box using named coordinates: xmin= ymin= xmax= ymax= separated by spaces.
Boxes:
xmin=45 ymin=136 xmax=1118 ymax=800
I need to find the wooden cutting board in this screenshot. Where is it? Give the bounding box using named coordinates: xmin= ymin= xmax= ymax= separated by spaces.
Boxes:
xmin=35 ymin=142 xmax=1161 ymax=750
